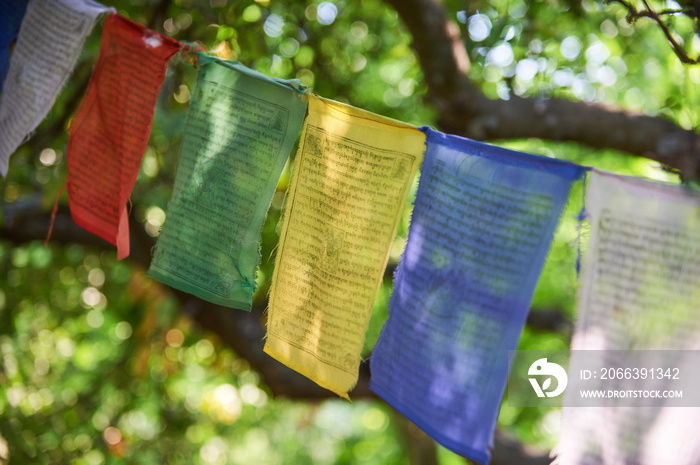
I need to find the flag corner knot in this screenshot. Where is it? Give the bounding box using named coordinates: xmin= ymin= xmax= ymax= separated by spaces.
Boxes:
xmin=179 ymin=41 xmax=207 ymax=67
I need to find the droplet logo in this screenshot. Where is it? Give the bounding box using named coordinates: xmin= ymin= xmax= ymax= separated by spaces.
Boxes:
xmin=528 ymin=358 xmax=568 ymax=397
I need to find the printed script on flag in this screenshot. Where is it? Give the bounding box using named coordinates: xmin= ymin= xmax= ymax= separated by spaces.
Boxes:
xmin=66 ymin=14 xmax=180 ymax=259
xmin=265 ymin=95 xmax=425 ymax=399
xmin=370 ymin=128 xmax=585 ymax=464
xmin=148 ymin=54 xmax=307 ymax=310
xmin=555 ymin=170 xmax=700 ymax=465
xmin=0 ymin=0 xmax=112 ymax=176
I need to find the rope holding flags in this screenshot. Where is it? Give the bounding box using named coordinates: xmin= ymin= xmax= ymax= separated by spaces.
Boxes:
xmin=2 ymin=4 xmax=700 ymax=464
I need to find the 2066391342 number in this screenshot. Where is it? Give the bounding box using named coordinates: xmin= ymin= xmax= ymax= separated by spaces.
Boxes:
xmin=600 ymin=367 xmax=680 ymax=380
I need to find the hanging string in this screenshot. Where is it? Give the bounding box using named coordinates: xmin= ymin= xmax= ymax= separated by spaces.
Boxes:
xmin=575 ymin=170 xmax=589 ymax=277
xmin=45 ymin=182 xmax=67 ymax=248
xmin=178 ymin=40 xmax=206 ymax=68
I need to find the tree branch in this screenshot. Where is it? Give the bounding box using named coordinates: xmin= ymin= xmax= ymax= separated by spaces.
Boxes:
xmin=610 ymin=0 xmax=700 ymax=64
xmin=1 ymin=205 xmax=558 ymax=464
xmin=0 ymin=204 xmax=373 ymax=399
xmin=1 ymin=204 xmax=572 ymax=379
xmin=383 ymin=0 xmax=700 ymax=176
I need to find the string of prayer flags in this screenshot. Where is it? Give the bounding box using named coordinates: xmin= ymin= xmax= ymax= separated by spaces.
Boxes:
xmin=0 ymin=0 xmax=112 ymax=177
xmin=369 ymin=128 xmax=586 ymax=465
xmin=65 ymin=14 xmax=181 ymax=259
xmin=264 ymin=95 xmax=425 ymax=399
xmin=147 ymin=54 xmax=308 ymax=310
xmin=0 ymin=0 xmax=30 ymax=92
xmin=554 ymin=170 xmax=700 ymax=465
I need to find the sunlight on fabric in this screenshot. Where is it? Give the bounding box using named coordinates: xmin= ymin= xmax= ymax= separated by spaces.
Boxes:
xmin=370 ymin=128 xmax=585 ymax=464
xmin=265 ymin=95 xmax=425 ymax=399
xmin=148 ymin=55 xmax=307 ymax=310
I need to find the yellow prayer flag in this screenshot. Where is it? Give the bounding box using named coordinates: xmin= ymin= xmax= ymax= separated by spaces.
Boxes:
xmin=264 ymin=95 xmax=425 ymax=399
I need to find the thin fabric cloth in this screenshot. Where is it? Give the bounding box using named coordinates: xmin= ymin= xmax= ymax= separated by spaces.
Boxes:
xmin=0 ymin=0 xmax=112 ymax=177
xmin=369 ymin=128 xmax=585 ymax=465
xmin=0 ymin=0 xmax=30 ymax=92
xmin=554 ymin=170 xmax=700 ymax=465
xmin=66 ymin=14 xmax=180 ymax=259
xmin=265 ymin=95 xmax=425 ymax=399
xmin=148 ymin=54 xmax=308 ymax=310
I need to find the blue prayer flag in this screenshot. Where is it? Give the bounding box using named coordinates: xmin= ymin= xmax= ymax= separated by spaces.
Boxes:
xmin=0 ymin=0 xmax=30 ymax=92
xmin=369 ymin=127 xmax=586 ymax=464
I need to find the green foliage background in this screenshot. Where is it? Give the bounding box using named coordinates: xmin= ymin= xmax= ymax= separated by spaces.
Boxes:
xmin=0 ymin=0 xmax=693 ymax=463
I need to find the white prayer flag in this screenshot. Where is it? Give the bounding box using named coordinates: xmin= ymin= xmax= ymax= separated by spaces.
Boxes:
xmin=555 ymin=169 xmax=700 ymax=465
xmin=0 ymin=0 xmax=112 ymax=177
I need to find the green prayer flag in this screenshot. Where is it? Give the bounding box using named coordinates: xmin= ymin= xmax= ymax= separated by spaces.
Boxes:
xmin=148 ymin=53 xmax=308 ymax=310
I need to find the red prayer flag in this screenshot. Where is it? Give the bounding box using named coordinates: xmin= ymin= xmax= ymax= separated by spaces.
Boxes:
xmin=66 ymin=14 xmax=180 ymax=259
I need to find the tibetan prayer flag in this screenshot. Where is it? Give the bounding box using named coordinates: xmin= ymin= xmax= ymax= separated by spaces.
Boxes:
xmin=0 ymin=0 xmax=111 ymax=177
xmin=147 ymin=54 xmax=308 ymax=310
xmin=369 ymin=128 xmax=585 ymax=465
xmin=66 ymin=14 xmax=180 ymax=259
xmin=265 ymin=95 xmax=425 ymax=399
xmin=554 ymin=170 xmax=700 ymax=465
xmin=0 ymin=0 xmax=30 ymax=92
